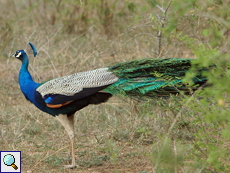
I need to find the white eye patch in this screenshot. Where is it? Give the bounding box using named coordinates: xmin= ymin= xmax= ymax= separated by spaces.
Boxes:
xmin=15 ymin=52 xmax=22 ymax=58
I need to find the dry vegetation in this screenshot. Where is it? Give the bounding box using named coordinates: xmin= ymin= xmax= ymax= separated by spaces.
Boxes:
xmin=1 ymin=0 xmax=230 ymax=172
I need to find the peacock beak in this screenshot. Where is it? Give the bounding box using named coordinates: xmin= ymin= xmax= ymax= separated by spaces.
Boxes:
xmin=10 ymin=53 xmax=15 ymax=58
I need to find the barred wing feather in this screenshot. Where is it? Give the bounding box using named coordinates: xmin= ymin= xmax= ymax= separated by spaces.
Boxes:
xmin=36 ymin=68 xmax=118 ymax=106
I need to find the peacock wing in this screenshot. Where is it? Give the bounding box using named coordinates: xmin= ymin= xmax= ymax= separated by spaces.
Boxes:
xmin=36 ymin=68 xmax=118 ymax=108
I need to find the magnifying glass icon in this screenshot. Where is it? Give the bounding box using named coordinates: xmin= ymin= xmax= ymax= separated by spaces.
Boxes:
xmin=3 ymin=154 xmax=18 ymax=170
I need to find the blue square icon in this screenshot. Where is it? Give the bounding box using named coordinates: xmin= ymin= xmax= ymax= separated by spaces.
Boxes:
xmin=0 ymin=151 xmax=21 ymax=173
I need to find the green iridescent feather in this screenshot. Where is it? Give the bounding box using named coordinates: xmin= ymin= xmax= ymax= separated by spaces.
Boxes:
xmin=104 ymin=58 xmax=207 ymax=97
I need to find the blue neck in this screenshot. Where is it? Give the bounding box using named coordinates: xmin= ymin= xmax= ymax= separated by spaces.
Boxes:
xmin=19 ymin=56 xmax=39 ymax=102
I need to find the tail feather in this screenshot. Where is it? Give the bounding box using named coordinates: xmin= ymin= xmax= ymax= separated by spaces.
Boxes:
xmin=105 ymin=58 xmax=208 ymax=97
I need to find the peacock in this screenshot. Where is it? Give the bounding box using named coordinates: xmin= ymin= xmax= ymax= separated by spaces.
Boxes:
xmin=12 ymin=43 xmax=207 ymax=168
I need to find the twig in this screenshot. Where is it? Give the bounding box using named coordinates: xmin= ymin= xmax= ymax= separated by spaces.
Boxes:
xmin=157 ymin=20 xmax=189 ymax=58
xmin=156 ymin=5 xmax=165 ymax=13
xmin=156 ymin=1 xmax=172 ymax=57
xmin=93 ymin=133 xmax=100 ymax=143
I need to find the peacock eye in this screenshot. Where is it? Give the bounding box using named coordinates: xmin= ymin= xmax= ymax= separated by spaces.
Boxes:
xmin=15 ymin=51 xmax=22 ymax=58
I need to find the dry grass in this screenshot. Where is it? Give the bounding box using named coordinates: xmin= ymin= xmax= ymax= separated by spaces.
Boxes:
xmin=1 ymin=0 xmax=230 ymax=172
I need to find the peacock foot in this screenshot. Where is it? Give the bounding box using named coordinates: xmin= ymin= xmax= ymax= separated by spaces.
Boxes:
xmin=63 ymin=164 xmax=78 ymax=169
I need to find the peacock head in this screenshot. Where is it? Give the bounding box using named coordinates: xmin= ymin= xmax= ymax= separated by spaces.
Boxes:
xmin=12 ymin=42 xmax=37 ymax=61
xmin=12 ymin=50 xmax=27 ymax=61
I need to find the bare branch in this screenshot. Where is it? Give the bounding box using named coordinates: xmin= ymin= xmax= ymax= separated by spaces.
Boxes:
xmin=165 ymin=1 xmax=172 ymax=16
xmin=156 ymin=4 xmax=165 ymax=13
xmin=157 ymin=0 xmax=172 ymax=57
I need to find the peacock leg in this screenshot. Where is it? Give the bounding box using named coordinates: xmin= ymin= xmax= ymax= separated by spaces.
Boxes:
xmin=67 ymin=114 xmax=76 ymax=165
xmin=56 ymin=114 xmax=77 ymax=169
xmin=67 ymin=142 xmax=71 ymax=158
xmin=67 ymin=114 xmax=74 ymax=158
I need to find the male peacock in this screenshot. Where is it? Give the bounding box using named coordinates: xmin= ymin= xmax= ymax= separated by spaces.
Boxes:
xmin=12 ymin=43 xmax=207 ymax=168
